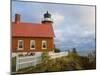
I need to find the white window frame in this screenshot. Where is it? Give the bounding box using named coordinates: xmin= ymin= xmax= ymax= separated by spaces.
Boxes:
xmin=18 ymin=40 xmax=24 ymax=50
xmin=30 ymin=40 xmax=35 ymax=50
xmin=42 ymin=40 xmax=47 ymax=49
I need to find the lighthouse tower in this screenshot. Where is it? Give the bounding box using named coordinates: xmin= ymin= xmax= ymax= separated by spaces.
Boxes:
xmin=42 ymin=11 xmax=53 ymax=24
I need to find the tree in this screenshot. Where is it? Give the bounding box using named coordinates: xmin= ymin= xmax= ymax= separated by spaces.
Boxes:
xmin=54 ymin=48 xmax=61 ymax=53
xmin=68 ymin=48 xmax=79 ymax=59
xmin=72 ymin=48 xmax=77 ymax=54
xmin=41 ymin=49 xmax=50 ymax=64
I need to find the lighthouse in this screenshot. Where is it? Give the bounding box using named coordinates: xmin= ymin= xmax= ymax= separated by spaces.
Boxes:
xmin=42 ymin=11 xmax=53 ymax=24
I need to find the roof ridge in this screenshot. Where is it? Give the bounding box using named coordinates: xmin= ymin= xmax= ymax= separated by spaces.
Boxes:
xmin=12 ymin=22 xmax=52 ymax=26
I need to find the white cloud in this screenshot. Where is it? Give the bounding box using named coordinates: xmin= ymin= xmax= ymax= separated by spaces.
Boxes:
xmin=79 ymin=6 xmax=95 ymax=32
xmin=54 ymin=29 xmax=64 ymax=42
xmin=52 ymin=13 xmax=65 ymax=43
xmin=52 ymin=12 xmax=64 ymax=27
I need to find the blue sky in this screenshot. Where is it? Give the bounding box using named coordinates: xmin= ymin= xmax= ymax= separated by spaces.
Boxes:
xmin=12 ymin=1 xmax=96 ymax=52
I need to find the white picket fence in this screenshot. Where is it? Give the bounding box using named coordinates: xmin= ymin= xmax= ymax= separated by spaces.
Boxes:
xmin=16 ymin=52 xmax=68 ymax=71
xmin=49 ymin=52 xmax=68 ymax=59
xmin=16 ymin=55 xmax=41 ymax=71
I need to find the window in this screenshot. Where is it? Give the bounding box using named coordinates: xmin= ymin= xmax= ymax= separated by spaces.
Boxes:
xmin=42 ymin=40 xmax=47 ymax=49
xmin=30 ymin=40 xmax=35 ymax=50
xmin=18 ymin=40 xmax=24 ymax=50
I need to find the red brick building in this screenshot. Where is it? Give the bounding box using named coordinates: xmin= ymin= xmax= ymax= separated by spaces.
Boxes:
xmin=12 ymin=11 xmax=55 ymax=57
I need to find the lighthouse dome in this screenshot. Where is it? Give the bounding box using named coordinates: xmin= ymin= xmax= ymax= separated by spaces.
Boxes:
xmin=42 ymin=11 xmax=53 ymax=24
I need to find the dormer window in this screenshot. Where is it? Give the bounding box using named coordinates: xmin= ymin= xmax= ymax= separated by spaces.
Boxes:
xmin=30 ymin=40 xmax=35 ymax=50
xmin=42 ymin=40 xmax=47 ymax=49
xmin=18 ymin=40 xmax=24 ymax=50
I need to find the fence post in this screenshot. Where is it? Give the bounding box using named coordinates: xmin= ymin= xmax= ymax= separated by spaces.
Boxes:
xmin=16 ymin=48 xmax=18 ymax=72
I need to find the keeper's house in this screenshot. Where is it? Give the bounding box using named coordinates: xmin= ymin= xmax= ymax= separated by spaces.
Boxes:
xmin=12 ymin=11 xmax=55 ymax=57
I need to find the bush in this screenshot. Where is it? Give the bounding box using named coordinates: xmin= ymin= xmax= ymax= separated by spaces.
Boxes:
xmin=79 ymin=56 xmax=90 ymax=69
xmin=41 ymin=49 xmax=50 ymax=64
xmin=46 ymin=59 xmax=61 ymax=72
xmin=54 ymin=48 xmax=61 ymax=53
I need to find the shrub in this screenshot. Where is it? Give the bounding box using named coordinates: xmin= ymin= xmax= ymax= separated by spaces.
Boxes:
xmin=41 ymin=49 xmax=50 ymax=64
xmin=46 ymin=59 xmax=61 ymax=72
xmin=54 ymin=48 xmax=61 ymax=53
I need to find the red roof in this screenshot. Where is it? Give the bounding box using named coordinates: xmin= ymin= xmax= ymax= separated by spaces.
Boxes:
xmin=12 ymin=22 xmax=55 ymax=37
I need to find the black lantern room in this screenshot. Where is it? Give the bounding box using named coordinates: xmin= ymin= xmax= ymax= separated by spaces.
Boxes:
xmin=42 ymin=11 xmax=53 ymax=24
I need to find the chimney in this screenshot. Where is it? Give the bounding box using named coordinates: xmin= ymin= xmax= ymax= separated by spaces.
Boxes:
xmin=15 ymin=14 xmax=20 ymax=24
